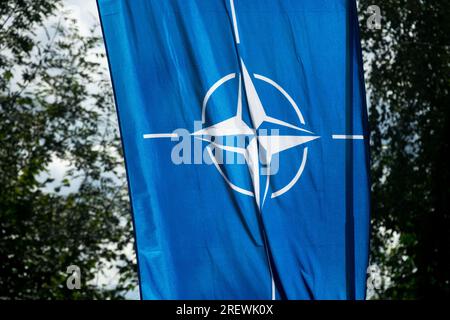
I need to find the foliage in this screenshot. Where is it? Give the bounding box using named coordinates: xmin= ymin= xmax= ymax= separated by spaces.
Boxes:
xmin=359 ymin=0 xmax=450 ymax=299
xmin=0 ymin=0 xmax=137 ymax=299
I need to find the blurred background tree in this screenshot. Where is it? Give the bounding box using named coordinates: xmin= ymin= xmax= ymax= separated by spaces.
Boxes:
xmin=359 ymin=0 xmax=450 ymax=299
xmin=0 ymin=0 xmax=137 ymax=299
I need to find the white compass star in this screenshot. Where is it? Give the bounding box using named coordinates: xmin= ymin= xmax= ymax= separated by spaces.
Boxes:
xmin=192 ymin=59 xmax=319 ymax=208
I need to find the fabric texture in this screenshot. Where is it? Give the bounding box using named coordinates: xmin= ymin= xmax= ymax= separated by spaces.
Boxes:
xmin=97 ymin=0 xmax=370 ymax=300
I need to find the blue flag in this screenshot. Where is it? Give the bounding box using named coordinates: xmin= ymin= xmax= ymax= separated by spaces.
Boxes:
xmin=97 ymin=0 xmax=370 ymax=300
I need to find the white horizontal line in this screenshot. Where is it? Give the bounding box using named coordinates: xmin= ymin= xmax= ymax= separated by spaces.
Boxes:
xmin=143 ymin=133 xmax=178 ymax=139
xmin=332 ymin=135 xmax=365 ymax=140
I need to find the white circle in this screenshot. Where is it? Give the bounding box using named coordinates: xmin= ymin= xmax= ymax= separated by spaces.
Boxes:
xmin=201 ymin=73 xmax=311 ymax=200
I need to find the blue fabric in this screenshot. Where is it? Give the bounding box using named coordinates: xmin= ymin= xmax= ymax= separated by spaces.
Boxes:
xmin=97 ymin=0 xmax=370 ymax=300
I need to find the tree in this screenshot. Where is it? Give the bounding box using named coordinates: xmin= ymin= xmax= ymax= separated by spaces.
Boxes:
xmin=0 ymin=0 xmax=137 ymax=299
xmin=359 ymin=0 xmax=450 ymax=299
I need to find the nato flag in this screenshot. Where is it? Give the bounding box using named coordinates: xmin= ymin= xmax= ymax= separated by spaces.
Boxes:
xmin=97 ymin=0 xmax=370 ymax=300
